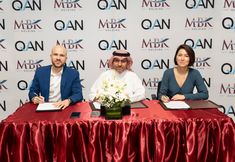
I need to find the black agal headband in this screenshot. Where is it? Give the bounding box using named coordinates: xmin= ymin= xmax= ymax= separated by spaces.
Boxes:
xmin=113 ymin=51 xmax=130 ymax=57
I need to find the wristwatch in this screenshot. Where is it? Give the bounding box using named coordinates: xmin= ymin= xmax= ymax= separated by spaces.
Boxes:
xmin=67 ymin=98 xmax=72 ymax=104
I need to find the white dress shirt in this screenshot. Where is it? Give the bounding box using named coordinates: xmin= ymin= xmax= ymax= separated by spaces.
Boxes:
xmin=49 ymin=69 xmax=63 ymax=102
xmin=89 ymin=69 xmax=145 ymax=103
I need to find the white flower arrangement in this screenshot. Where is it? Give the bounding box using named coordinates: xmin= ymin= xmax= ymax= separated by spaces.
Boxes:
xmin=96 ymin=78 xmax=130 ymax=108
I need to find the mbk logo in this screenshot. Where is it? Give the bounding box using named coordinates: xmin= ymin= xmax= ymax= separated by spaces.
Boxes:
xmin=142 ymin=0 xmax=170 ymax=8
xmin=185 ymin=17 xmax=213 ymax=28
xmin=56 ymin=39 xmax=83 ymax=50
xmin=222 ymin=40 xmax=235 ymax=51
xmin=17 ymin=60 xmax=43 ymax=70
xmin=220 ymin=83 xmax=235 ymax=94
xmin=142 ymin=78 xmax=160 ymax=88
xmin=0 ymin=39 xmax=6 ymax=49
xmin=193 ymin=57 xmax=211 ymax=67
xmin=14 ymin=19 xmax=42 ymax=30
xmin=142 ymin=38 xmax=169 ymax=49
xmin=0 ymin=80 xmax=7 ymax=91
xmin=98 ymin=19 xmax=126 ymax=29
xmin=54 ymin=0 xmax=82 ymax=9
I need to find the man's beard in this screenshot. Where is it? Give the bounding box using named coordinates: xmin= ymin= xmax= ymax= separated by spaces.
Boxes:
xmin=52 ymin=62 xmax=64 ymax=68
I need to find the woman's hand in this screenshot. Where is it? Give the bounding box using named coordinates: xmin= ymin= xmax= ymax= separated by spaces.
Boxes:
xmin=161 ymin=95 xmax=170 ymax=103
xmin=171 ymin=94 xmax=185 ymax=101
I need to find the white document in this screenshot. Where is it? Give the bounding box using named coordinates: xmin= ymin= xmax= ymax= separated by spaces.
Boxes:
xmin=163 ymin=101 xmax=190 ymax=109
xmin=36 ymin=102 xmax=61 ymax=111
xmin=92 ymin=102 xmax=101 ymax=109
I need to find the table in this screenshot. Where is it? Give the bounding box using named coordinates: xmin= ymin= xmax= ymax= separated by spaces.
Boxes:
xmin=0 ymin=100 xmax=234 ymax=162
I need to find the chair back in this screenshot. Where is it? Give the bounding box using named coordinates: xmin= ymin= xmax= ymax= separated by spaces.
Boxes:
xmin=151 ymin=81 xmax=161 ymax=100
xmin=157 ymin=81 xmax=162 ymax=100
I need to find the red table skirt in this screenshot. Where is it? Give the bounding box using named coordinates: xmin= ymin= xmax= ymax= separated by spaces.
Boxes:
xmin=0 ymin=100 xmax=234 ymax=162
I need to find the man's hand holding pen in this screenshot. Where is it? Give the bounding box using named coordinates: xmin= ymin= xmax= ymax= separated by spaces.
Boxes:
xmin=32 ymin=93 xmax=45 ymax=104
xmin=32 ymin=92 xmax=71 ymax=110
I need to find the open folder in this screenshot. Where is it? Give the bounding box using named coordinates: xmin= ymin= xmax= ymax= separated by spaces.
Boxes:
xmin=36 ymin=102 xmax=62 ymax=111
xmin=160 ymin=100 xmax=220 ymax=110
xmin=160 ymin=101 xmax=190 ymax=110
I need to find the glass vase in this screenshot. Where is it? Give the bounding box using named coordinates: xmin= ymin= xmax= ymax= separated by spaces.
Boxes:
xmin=105 ymin=106 xmax=122 ymax=120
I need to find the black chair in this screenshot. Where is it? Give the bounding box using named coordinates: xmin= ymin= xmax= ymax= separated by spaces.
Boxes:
xmin=151 ymin=81 xmax=161 ymax=100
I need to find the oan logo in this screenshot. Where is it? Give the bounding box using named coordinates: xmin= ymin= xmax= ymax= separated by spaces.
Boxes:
xmin=15 ymin=40 xmax=44 ymax=51
xmin=17 ymin=80 xmax=31 ymax=90
xmin=221 ymin=63 xmax=235 ymax=75
xmin=98 ymin=39 xmax=127 ymax=51
xmin=54 ymin=19 xmax=83 ymax=31
xmin=225 ymin=105 xmax=235 ymax=118
xmin=185 ymin=0 xmax=214 ymax=9
xmin=67 ymin=60 xmax=85 ymax=71
xmin=97 ymin=0 xmax=127 ymax=10
xmin=12 ymin=0 xmax=42 ymax=11
xmin=141 ymin=0 xmax=170 ymax=10
xmin=141 ymin=18 xmax=170 ymax=30
xmin=184 ymin=38 xmax=212 ymax=49
xmin=0 ymin=61 xmax=8 ymax=72
xmin=141 ymin=59 xmax=169 ymax=70
xmin=0 ymin=100 xmax=6 ymax=111
xmin=222 ymin=17 xmax=235 ymax=30
xmin=203 ymin=77 xmax=211 ymax=88
xmin=0 ymin=19 xmax=5 ymax=30
xmin=217 ymin=104 xmax=235 ymax=118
